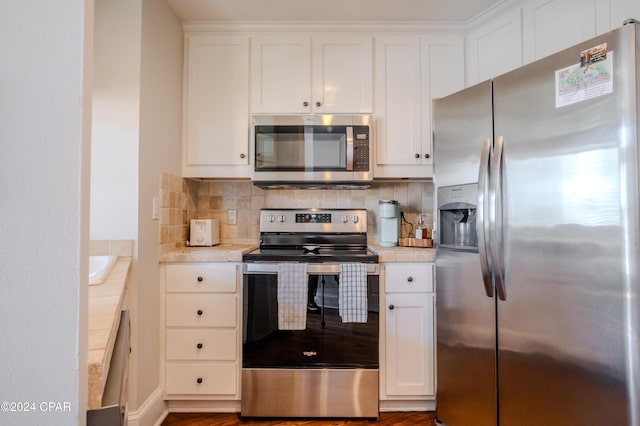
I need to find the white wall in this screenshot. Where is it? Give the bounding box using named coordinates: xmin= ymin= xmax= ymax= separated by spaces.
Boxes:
xmin=91 ymin=0 xmax=141 ymax=240
xmin=0 ymin=0 xmax=92 ymax=425
xmin=134 ymin=0 xmax=183 ymax=414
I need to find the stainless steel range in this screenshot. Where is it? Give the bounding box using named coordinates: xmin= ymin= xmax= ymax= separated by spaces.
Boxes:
xmin=241 ymin=208 xmax=379 ymax=419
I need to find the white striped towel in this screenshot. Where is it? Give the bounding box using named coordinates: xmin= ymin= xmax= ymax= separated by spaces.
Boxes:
xmin=277 ymin=263 xmax=309 ymax=330
xmin=339 ymin=263 xmax=368 ymax=323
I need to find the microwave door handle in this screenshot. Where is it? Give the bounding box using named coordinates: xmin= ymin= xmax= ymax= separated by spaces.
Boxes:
xmin=346 ymin=126 xmax=354 ymax=171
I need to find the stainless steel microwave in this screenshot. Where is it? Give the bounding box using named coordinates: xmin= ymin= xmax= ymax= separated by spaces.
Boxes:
xmin=250 ymin=115 xmax=373 ymax=189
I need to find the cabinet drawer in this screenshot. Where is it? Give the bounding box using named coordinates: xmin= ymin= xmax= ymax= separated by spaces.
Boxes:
xmin=166 ymin=263 xmax=237 ymax=293
xmin=165 ymin=362 xmax=237 ymax=395
xmin=385 ymin=263 xmax=434 ymax=293
xmin=166 ymin=329 xmax=236 ymax=361
xmin=166 ymin=294 xmax=237 ymax=327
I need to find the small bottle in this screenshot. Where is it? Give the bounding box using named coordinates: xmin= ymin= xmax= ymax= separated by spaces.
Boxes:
xmin=415 ymin=215 xmax=425 ymax=239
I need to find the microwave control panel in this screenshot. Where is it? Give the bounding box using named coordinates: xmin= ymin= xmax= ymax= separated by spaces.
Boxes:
xmin=353 ymin=126 xmax=370 ymax=171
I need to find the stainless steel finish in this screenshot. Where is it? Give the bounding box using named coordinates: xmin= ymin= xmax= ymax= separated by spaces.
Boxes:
xmin=244 ymin=262 xmax=379 ymax=275
xmin=477 ymin=138 xmax=493 ymax=298
xmin=258 ymin=208 xmax=367 ymax=234
xmin=241 ymin=369 xmax=379 ymax=418
xmin=346 ymin=126 xmax=354 ymax=170
xmin=250 ymin=114 xmax=373 ymax=188
xmin=434 ymin=22 xmax=640 ymax=426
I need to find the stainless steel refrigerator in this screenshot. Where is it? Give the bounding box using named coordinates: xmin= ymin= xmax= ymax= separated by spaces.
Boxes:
xmin=433 ymin=19 xmax=640 ymax=426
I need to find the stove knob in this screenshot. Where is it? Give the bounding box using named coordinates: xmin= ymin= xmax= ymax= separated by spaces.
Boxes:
xmin=268 ymin=215 xmax=276 ymax=223
xmin=352 ymin=215 xmax=359 ymax=223
xmin=278 ymin=215 xmax=286 ymax=223
xmin=341 ymin=215 xmax=349 ymax=223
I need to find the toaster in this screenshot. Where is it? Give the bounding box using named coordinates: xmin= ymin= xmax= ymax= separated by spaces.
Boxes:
xmin=190 ymin=219 xmax=220 ymax=246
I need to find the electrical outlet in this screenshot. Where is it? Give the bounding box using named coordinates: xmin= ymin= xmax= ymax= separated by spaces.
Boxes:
xmin=228 ymin=209 xmax=237 ymax=225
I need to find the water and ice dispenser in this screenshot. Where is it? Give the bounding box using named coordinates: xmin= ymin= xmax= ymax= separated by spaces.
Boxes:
xmin=437 ymin=183 xmax=478 ymax=250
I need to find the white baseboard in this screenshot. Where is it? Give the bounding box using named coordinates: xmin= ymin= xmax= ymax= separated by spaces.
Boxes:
xmin=127 ymin=387 xmax=168 ymax=426
xmin=379 ymin=399 xmax=435 ymax=412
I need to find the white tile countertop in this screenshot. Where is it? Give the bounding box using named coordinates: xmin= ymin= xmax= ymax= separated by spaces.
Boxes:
xmin=159 ymin=243 xmax=435 ymax=263
xmin=87 ymin=256 xmax=131 ymax=409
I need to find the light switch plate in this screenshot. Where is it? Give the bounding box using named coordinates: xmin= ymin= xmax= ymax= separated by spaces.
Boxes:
xmin=228 ymin=209 xmax=237 ymax=225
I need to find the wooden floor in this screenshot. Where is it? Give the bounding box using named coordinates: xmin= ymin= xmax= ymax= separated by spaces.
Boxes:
xmin=162 ymin=412 xmax=437 ymax=425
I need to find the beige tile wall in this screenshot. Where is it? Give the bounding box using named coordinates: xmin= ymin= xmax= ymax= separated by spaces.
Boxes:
xmin=159 ymin=172 xmax=433 ymax=249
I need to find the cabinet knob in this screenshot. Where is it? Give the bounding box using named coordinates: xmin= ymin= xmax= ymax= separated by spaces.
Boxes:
xmin=407 ymin=277 xmax=414 ymax=282
xmin=197 ymin=309 xmax=203 ymax=316
xmin=415 ymin=153 xmax=420 ymax=159
xmin=303 ymin=101 xmax=309 ymax=107
xmin=197 ymin=343 xmax=203 ymax=349
xmin=389 ymin=304 xmax=395 ymax=310
xmin=197 ymin=276 xmax=203 ymax=282
xmin=424 ymin=153 xmax=430 ymax=159
xmin=240 ymin=153 xmax=246 ymax=159
xmin=315 ymin=101 xmax=321 ymax=107
xmin=196 ymin=377 xmax=203 ymax=384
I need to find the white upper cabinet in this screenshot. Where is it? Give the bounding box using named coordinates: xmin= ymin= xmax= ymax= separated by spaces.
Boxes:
xmin=522 ymin=0 xmax=610 ymax=63
xmin=182 ymin=34 xmax=250 ymax=178
xmin=466 ymin=8 xmax=524 ymax=85
xmin=251 ymin=34 xmax=373 ymax=114
xmin=374 ymin=34 xmax=464 ymax=178
xmin=611 ymin=0 xmax=640 ymax=27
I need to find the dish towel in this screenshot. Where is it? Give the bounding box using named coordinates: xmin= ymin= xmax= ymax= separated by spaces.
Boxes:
xmin=339 ymin=263 xmax=368 ymax=323
xmin=277 ymin=263 xmax=309 ymax=330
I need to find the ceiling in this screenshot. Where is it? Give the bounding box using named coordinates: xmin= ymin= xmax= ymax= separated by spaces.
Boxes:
xmin=167 ymin=0 xmax=505 ymax=23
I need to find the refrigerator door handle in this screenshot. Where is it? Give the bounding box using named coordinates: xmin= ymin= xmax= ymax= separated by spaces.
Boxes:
xmin=489 ymin=135 xmax=507 ymax=301
xmin=477 ymin=137 xmax=494 ymax=298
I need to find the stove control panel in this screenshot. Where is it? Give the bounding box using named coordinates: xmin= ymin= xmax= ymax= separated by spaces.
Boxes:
xmin=259 ymin=209 xmax=367 ymax=233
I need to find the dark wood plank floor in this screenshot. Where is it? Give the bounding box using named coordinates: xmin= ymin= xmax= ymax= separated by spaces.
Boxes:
xmin=162 ymin=412 xmax=437 ymax=425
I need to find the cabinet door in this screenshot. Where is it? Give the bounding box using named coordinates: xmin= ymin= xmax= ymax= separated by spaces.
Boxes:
xmin=312 ymin=35 xmax=373 ymax=113
xmin=250 ymin=35 xmax=312 ymax=113
xmin=421 ymin=35 xmax=465 ymax=165
xmin=523 ymin=0 xmax=601 ymax=63
xmin=183 ymin=34 xmax=250 ymax=177
xmin=374 ymin=36 xmax=422 ymax=168
xmin=385 ymin=292 xmax=435 ymax=396
xmin=466 ymin=8 xmax=523 ymax=85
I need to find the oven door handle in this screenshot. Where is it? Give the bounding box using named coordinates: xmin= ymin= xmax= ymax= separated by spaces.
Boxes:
xmin=243 ymin=263 xmax=379 ymax=275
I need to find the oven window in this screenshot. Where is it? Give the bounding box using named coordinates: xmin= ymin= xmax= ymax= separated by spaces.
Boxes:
xmin=255 ymin=125 xmax=347 ymax=171
xmin=242 ymin=274 xmax=379 ymax=368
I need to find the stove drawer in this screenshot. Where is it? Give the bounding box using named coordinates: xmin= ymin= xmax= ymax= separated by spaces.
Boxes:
xmin=385 ymin=263 xmax=434 ymax=292
xmin=165 ymin=362 xmax=237 ymax=396
xmin=166 ymin=329 xmax=236 ymax=361
xmin=166 ymin=264 xmax=237 ymax=293
xmin=166 ymin=294 xmax=236 ymax=327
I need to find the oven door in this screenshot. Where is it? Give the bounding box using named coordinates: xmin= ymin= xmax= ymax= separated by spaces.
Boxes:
xmin=242 ymin=263 xmax=379 ymax=369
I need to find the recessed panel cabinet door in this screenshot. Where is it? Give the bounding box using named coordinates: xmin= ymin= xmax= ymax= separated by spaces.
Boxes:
xmin=183 ymin=34 xmax=249 ymax=176
xmin=385 ymin=293 xmax=435 ymax=396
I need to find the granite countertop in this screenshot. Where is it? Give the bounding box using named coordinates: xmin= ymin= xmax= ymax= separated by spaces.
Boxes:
xmin=87 ymin=257 xmax=131 ymax=410
xmin=159 ymin=242 xmax=435 ymax=263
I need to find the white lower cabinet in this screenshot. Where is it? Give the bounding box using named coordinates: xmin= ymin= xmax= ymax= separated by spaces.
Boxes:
xmin=162 ymin=263 xmax=240 ymax=400
xmin=381 ymin=262 xmax=435 ymax=408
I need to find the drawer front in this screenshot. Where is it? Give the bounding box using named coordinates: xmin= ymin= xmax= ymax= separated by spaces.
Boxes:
xmin=165 ymin=362 xmax=237 ymax=395
xmin=385 ymin=263 xmax=434 ymax=293
xmin=166 ymin=294 xmax=237 ymax=327
xmin=166 ymin=263 xmax=237 ymax=293
xmin=166 ymin=329 xmax=237 ymax=361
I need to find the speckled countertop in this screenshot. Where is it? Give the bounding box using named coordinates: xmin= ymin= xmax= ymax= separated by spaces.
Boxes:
xmin=88 ymin=257 xmax=131 ymax=410
xmin=159 ymin=242 xmax=435 ymax=263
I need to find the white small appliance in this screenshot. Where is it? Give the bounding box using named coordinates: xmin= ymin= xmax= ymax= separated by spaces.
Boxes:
xmin=378 ymin=200 xmax=401 ymax=247
xmin=190 ymin=219 xmax=219 ymax=246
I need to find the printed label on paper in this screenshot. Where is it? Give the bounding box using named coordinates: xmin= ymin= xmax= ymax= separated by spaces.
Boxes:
xmin=555 ymin=48 xmax=613 ymax=108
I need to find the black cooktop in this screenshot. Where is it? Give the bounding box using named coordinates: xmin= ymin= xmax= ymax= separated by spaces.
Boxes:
xmin=242 ymin=247 xmax=379 ymax=263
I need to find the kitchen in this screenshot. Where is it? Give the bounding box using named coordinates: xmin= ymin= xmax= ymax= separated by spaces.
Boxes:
xmin=2 ymin=1 xmax=640 ymax=426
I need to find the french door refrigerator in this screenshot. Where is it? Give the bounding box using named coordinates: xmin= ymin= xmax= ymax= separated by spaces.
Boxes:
xmin=433 ymin=19 xmax=640 ymax=426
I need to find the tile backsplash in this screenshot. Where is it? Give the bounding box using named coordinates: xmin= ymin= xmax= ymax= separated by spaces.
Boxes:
xmin=159 ymin=172 xmax=433 ymax=251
